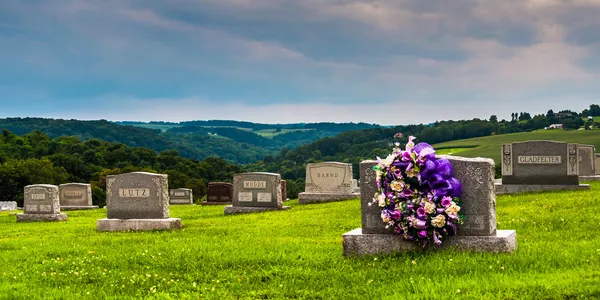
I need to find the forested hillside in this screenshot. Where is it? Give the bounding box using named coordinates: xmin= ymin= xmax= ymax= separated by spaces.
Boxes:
xmin=0 ymin=129 xmax=244 ymax=207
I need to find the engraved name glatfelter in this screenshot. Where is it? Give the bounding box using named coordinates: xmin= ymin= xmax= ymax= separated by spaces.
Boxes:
xmin=517 ymin=156 xmax=562 ymax=164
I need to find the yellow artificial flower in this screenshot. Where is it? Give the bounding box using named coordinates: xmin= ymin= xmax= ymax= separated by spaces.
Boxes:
xmin=431 ymin=214 xmax=446 ymax=228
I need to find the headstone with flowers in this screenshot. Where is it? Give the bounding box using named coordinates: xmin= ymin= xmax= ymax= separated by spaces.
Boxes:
xmin=342 ymin=137 xmax=517 ymax=256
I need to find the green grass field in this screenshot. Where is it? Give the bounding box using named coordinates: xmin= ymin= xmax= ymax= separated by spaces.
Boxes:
xmin=253 ymin=128 xmax=315 ymax=138
xmin=1 ymin=185 xmax=600 ymax=299
xmin=128 ymin=124 xmax=184 ymax=132
xmin=433 ymin=130 xmax=600 ymax=163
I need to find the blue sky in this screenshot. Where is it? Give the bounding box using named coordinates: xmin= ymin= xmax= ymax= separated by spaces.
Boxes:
xmin=1 ymin=0 xmax=599 ymax=125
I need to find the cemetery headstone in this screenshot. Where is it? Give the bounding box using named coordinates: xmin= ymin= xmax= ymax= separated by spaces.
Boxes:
xmin=224 ymin=172 xmax=290 ymax=214
xmin=16 ymin=184 xmax=67 ymax=222
xmin=596 ymin=154 xmax=600 ymax=175
xmin=351 ymin=179 xmax=360 ymax=194
xmin=0 ymin=201 xmax=17 ymax=212
xmin=342 ymin=156 xmax=517 ymax=256
xmin=202 ymin=182 xmax=233 ymax=205
xmin=495 ymin=140 xmax=590 ymax=194
xmin=298 ymin=162 xmax=359 ymax=204
xmin=169 ymin=188 xmax=193 ymax=205
xmin=96 ymin=172 xmax=182 ymax=231
xmin=578 ymin=145 xmax=600 ymax=181
xmin=281 ymin=180 xmax=288 ymax=202
xmin=59 ymin=183 xmax=99 ymax=210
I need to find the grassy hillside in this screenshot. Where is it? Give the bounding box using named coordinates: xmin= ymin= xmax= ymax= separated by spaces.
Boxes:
xmin=1 ymin=185 xmax=599 ymax=299
xmin=433 ymin=130 xmax=600 ymax=163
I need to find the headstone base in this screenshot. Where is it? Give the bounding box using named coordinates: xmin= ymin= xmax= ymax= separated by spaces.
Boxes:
xmin=495 ymin=183 xmax=590 ymax=195
xmin=61 ymin=205 xmax=100 ymax=211
xmin=224 ymin=205 xmax=290 ymax=215
xmin=0 ymin=201 xmax=18 ymax=211
xmin=579 ymin=175 xmax=600 ymax=182
xmin=96 ymin=218 xmax=182 ymax=232
xmin=201 ymin=201 xmax=232 ymax=206
xmin=16 ymin=213 xmax=68 ymax=222
xmin=169 ymin=202 xmax=193 ymax=205
xmin=298 ymin=192 xmax=359 ymax=204
xmin=342 ymin=228 xmax=517 ymax=256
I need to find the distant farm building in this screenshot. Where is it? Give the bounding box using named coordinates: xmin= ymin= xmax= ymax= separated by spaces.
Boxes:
xmin=546 ymin=124 xmax=564 ymax=130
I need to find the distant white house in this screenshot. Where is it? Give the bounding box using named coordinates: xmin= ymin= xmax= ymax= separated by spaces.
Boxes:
xmin=546 ymin=124 xmax=564 ymax=130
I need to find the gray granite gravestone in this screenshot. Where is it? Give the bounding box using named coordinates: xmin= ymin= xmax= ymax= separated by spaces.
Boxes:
xmin=96 ymin=172 xmax=181 ymax=231
xmin=495 ymin=141 xmax=590 ymax=194
xmin=342 ymin=156 xmax=517 ymax=256
xmin=224 ymin=172 xmax=290 ymax=214
xmin=202 ymin=182 xmax=233 ymax=205
xmin=281 ymin=180 xmax=288 ymax=202
xmin=298 ymin=162 xmax=359 ymax=204
xmin=578 ymin=145 xmax=600 ymax=181
xmin=596 ymin=154 xmax=600 ymax=175
xmin=351 ymin=179 xmax=360 ymax=194
xmin=17 ymin=184 xmax=67 ymax=222
xmin=59 ymin=183 xmax=99 ymax=210
xmin=169 ymin=188 xmax=193 ymax=205
xmin=0 ymin=201 xmax=17 ymax=212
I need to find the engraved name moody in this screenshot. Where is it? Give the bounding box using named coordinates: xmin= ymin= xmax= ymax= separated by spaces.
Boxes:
xmin=243 ymin=181 xmax=266 ymax=189
xmin=119 ymin=188 xmax=150 ymax=198
xmin=517 ymin=156 xmax=562 ymax=164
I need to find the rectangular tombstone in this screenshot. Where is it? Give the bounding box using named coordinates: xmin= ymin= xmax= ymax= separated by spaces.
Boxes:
xmin=232 ymin=172 xmax=282 ymax=208
xmin=169 ymin=188 xmax=193 ymax=205
xmin=0 ymin=201 xmax=17 ymax=211
xmin=360 ymin=156 xmax=497 ymax=236
xmin=23 ymin=184 xmax=60 ymax=214
xmin=304 ymin=162 xmax=354 ymax=193
xmin=501 ymin=141 xmax=579 ymax=185
xmin=597 ymin=154 xmax=600 ymax=175
xmin=577 ymin=145 xmax=596 ymax=176
xmin=59 ymin=183 xmax=93 ymax=206
xmin=281 ymin=180 xmax=287 ymax=201
xmin=206 ymin=182 xmax=233 ymax=203
xmin=106 ymin=172 xmax=169 ymax=219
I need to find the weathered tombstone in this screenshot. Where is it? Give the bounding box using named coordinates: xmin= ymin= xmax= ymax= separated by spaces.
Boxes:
xmin=169 ymin=188 xmax=193 ymax=205
xmin=351 ymin=179 xmax=360 ymax=194
xmin=578 ymin=145 xmax=600 ymax=181
xmin=298 ymin=162 xmax=359 ymax=204
xmin=96 ymin=172 xmax=181 ymax=231
xmin=59 ymin=183 xmax=99 ymax=210
xmin=342 ymin=156 xmax=517 ymax=256
xmin=281 ymin=180 xmax=288 ymax=202
xmin=202 ymin=182 xmax=233 ymax=205
xmin=224 ymin=172 xmax=290 ymax=214
xmin=495 ymin=141 xmax=590 ymax=194
xmin=596 ymin=154 xmax=600 ymax=175
xmin=16 ymin=185 xmax=67 ymax=222
xmin=0 ymin=201 xmax=17 ymax=212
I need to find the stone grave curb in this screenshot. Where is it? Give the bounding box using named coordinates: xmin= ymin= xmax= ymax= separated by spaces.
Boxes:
xmin=16 ymin=213 xmax=68 ymax=222
xmin=96 ymin=218 xmax=182 ymax=232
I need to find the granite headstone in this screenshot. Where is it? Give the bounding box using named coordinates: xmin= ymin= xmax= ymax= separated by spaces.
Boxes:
xmin=203 ymin=182 xmax=233 ymax=205
xmin=281 ymin=180 xmax=287 ymax=201
xmin=0 ymin=201 xmax=17 ymax=212
xmin=298 ymin=162 xmax=359 ymax=204
xmin=97 ymin=172 xmax=181 ymax=231
xmin=577 ymin=144 xmax=596 ymax=176
xmin=224 ymin=172 xmax=290 ymax=214
xmin=17 ymin=184 xmax=67 ymax=222
xmin=59 ymin=183 xmax=98 ymax=210
xmin=343 ymin=156 xmax=517 ymax=256
xmin=496 ymin=140 xmax=590 ymax=194
xmin=169 ymin=188 xmax=193 ymax=205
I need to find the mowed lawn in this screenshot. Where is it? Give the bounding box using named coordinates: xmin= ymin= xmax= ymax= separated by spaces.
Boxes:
xmin=1 ymin=184 xmax=600 ymax=299
xmin=433 ymin=130 xmax=600 ymax=163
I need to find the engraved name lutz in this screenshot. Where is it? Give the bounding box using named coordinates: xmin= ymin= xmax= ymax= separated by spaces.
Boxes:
xmin=118 ymin=188 xmax=150 ymax=198
xmin=30 ymin=194 xmax=47 ymax=200
xmin=517 ymin=156 xmax=562 ymax=164
xmin=243 ymin=181 xmax=266 ymax=189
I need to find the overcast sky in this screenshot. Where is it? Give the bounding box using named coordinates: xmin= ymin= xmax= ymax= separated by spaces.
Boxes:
xmin=1 ymin=0 xmax=599 ymax=125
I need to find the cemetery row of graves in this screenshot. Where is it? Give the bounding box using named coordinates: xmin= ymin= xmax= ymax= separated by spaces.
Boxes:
xmin=1 ymin=140 xmax=599 ymax=257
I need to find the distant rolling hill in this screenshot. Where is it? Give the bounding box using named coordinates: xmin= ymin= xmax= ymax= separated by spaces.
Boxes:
xmin=433 ymin=130 xmax=600 ymax=164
